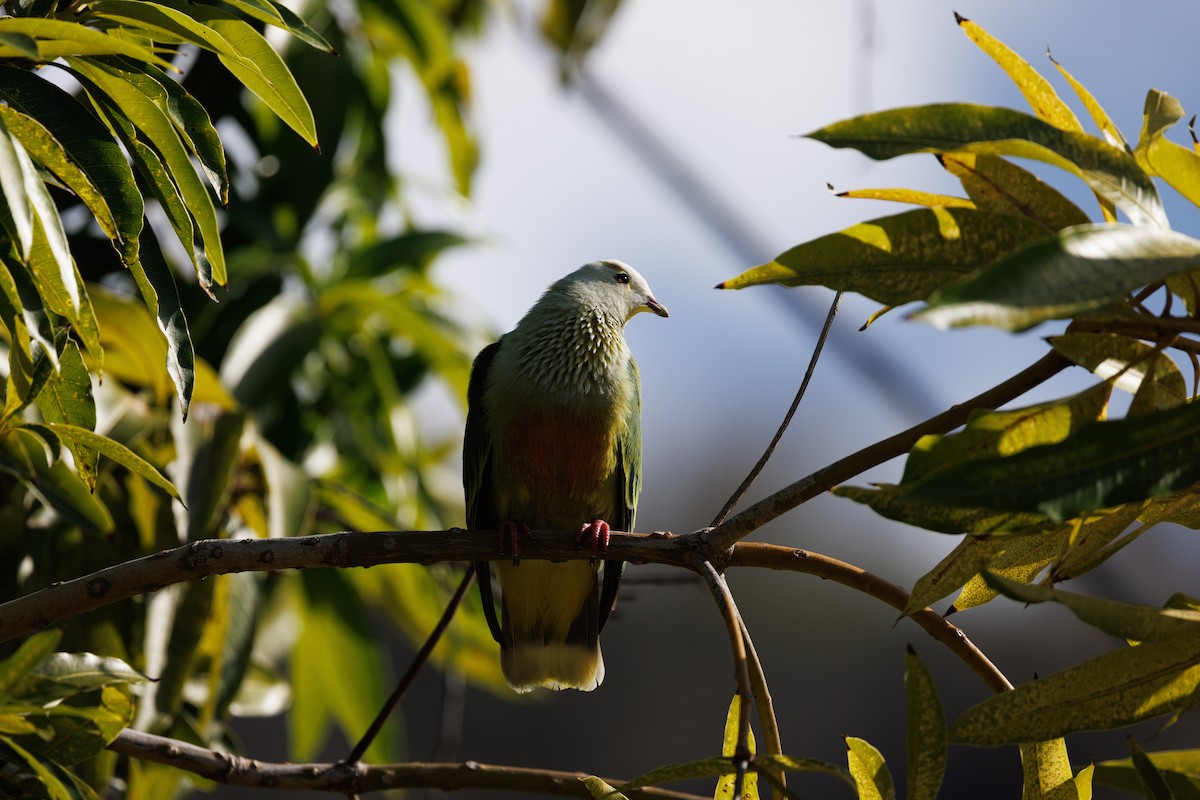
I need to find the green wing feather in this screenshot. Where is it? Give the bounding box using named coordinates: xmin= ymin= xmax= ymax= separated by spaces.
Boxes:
xmin=464 ymin=339 xmax=505 ymax=646
xmin=599 ymin=357 xmax=642 ymax=630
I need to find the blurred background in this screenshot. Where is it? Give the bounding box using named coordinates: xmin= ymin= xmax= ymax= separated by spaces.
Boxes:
xmin=211 ymin=0 xmax=1200 ymax=796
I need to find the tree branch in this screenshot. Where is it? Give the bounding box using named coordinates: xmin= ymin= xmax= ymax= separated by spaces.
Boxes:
xmin=707 ymin=350 xmax=1071 ymax=553
xmin=730 ymin=543 xmax=1012 ymax=693
xmin=107 ymin=729 xmax=708 ymax=798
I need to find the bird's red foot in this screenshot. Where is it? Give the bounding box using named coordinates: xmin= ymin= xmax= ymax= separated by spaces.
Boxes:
xmin=498 ymin=521 xmax=531 ymax=565
xmin=576 ymin=519 xmax=611 ymax=562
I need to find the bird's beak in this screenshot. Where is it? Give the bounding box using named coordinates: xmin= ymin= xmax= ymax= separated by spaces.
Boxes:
xmin=646 ymin=297 xmax=669 ymax=318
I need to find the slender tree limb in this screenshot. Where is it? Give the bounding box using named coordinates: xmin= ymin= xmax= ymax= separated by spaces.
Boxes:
xmin=0 ymin=534 xmax=1012 ymax=693
xmin=707 ymin=350 xmax=1072 ymax=554
xmin=107 ymin=729 xmax=708 ymax=798
xmin=730 ymin=543 xmax=1013 ymax=693
xmin=0 ymin=530 xmax=688 ymax=643
xmin=694 ymin=556 xmax=754 ymax=798
xmin=738 ymin=615 xmax=786 ymax=800
xmin=347 ymin=565 xmax=476 ymax=763
xmin=710 ymin=291 xmax=843 ymax=528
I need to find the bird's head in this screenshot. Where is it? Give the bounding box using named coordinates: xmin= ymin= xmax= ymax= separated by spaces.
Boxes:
xmin=552 ymin=260 xmax=669 ymax=323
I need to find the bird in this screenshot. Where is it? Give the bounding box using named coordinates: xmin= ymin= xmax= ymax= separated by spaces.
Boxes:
xmin=463 ymin=259 xmax=668 ymax=692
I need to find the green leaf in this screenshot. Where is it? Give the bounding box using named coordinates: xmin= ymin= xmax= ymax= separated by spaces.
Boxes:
xmin=129 ymin=231 xmax=195 ymax=416
xmin=715 ymin=693 xmax=756 ymax=800
xmin=1018 ymin=738 xmax=1075 ymax=800
xmin=34 ymin=340 xmax=97 ymax=489
xmin=903 ymin=399 xmax=1200 ymax=522
xmin=218 ymin=0 xmax=335 ymax=53
xmin=904 ymin=648 xmax=946 ymax=800
xmin=0 ymin=116 xmax=34 ymax=258
xmin=836 ymin=483 xmax=1049 ymax=536
xmin=1095 ymin=750 xmax=1200 ymax=798
xmin=20 ymin=653 xmax=146 ymax=702
xmin=949 ymin=634 xmax=1200 ymax=745
xmin=580 ymin=776 xmax=629 ymax=800
xmin=69 ymin=56 xmax=226 ymax=289
xmin=0 ymin=17 xmax=175 ymax=68
xmin=938 ymin=152 xmax=1090 ymax=231
xmin=0 ymin=734 xmax=75 ymax=800
xmin=178 ymin=409 xmax=244 ymax=539
xmin=830 ymin=186 xmax=975 ymax=209
xmin=845 ymin=737 xmax=894 ymax=800
xmin=139 ymin=61 xmax=228 ymax=203
xmin=955 ymin=14 xmax=1082 ymax=133
xmin=1049 ymin=333 xmax=1187 ymax=415
xmin=619 ymin=757 xmax=736 ymax=793
xmin=984 ymin=574 xmax=1200 ymax=642
xmin=1046 ymin=501 xmax=1148 ymax=582
xmin=0 ymin=428 xmax=113 ymax=533
xmin=1049 ymin=52 xmax=1128 ymax=150
xmin=1134 ymin=89 xmax=1200 ymax=209
xmin=47 ymin=424 xmax=179 ymax=500
xmin=717 ymin=207 xmax=1053 ymax=305
xmin=345 ymin=230 xmax=470 ymax=279
xmin=916 ymin=224 xmax=1200 ymax=330
xmin=168 ymin=1 xmax=318 ymax=148
xmin=0 ymin=631 xmax=62 ymax=704
xmin=0 ymin=65 xmax=143 ymax=272
xmin=1130 ymin=738 xmax=1174 ymax=800
xmin=807 ymin=103 xmax=1165 ymax=228
xmin=952 ymin=527 xmax=1068 ymax=612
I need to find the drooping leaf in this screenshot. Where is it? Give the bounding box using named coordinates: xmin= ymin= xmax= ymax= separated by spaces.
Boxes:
xmin=717 ymin=207 xmax=1053 ymax=305
xmin=0 ymin=427 xmax=113 ymax=533
xmin=0 ymin=16 xmax=175 ymax=67
xmin=34 ymin=340 xmax=97 ymax=488
xmin=807 ymin=103 xmax=1165 ymax=227
xmin=1129 ymin=737 xmax=1175 ymax=800
xmin=0 ymin=733 xmax=76 ymax=800
xmin=916 ymin=224 xmax=1200 ymax=330
xmin=0 ymin=65 xmax=143 ymax=270
xmin=950 ymin=634 xmax=1200 ymax=745
xmin=951 ymin=527 xmax=1069 ymax=612
xmin=47 ymin=424 xmax=179 ymax=499
xmin=904 ymin=648 xmax=946 ymax=800
xmin=218 ymin=0 xmax=335 ymax=53
xmin=1094 ymin=750 xmax=1200 ymax=798
xmin=984 ymin=574 xmax=1200 ymax=642
xmin=845 ymin=737 xmax=894 ymax=800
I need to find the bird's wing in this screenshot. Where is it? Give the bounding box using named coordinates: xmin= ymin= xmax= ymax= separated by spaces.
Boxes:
xmin=599 ymin=356 xmax=642 ymax=631
xmin=464 ymin=339 xmax=505 ymax=647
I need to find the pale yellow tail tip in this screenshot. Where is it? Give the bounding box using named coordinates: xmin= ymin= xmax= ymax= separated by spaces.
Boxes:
xmin=502 ymin=644 xmax=605 ymax=693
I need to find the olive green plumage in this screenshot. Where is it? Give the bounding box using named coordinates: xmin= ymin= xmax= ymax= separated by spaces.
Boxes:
xmin=463 ymin=260 xmax=668 ymax=692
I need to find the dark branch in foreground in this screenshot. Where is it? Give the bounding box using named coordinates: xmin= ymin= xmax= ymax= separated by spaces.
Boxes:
xmin=107 ymin=729 xmax=707 ymax=799
xmin=0 ymin=533 xmax=1011 ymax=694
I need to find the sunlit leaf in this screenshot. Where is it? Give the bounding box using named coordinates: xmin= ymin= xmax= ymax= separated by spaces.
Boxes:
xmin=580 ymin=775 xmax=629 ymax=800
xmin=0 ymin=17 xmax=175 ymax=67
xmin=715 ymin=693 xmax=756 ymax=800
xmin=1095 ymin=750 xmax=1200 ymax=798
xmin=1134 ymin=89 xmax=1200 ymax=209
xmin=1018 ymin=738 xmax=1075 ymax=800
xmin=219 ymin=0 xmax=335 ymax=53
xmin=951 ymin=527 xmax=1068 ymax=612
xmin=845 ymin=737 xmax=894 ymax=800
xmin=950 ymin=634 xmax=1200 ymax=745
xmin=830 ymin=186 xmax=975 ymax=209
xmin=717 ymin=207 xmax=1053 ymax=305
xmin=955 ymin=14 xmax=1081 ymax=133
xmin=903 ymin=399 xmax=1200 ymax=521
xmin=808 ymin=103 xmax=1165 ymax=227
xmin=1049 ymin=52 xmax=1128 ymax=150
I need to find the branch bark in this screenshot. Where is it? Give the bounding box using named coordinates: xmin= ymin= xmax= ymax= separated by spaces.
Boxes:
xmin=107 ymin=729 xmax=708 ymax=798
xmin=707 ymin=350 xmax=1071 ymax=553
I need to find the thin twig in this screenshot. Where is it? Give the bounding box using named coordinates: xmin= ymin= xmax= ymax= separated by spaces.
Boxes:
xmin=730 ymin=543 xmax=1012 ymax=693
xmin=346 ymin=565 xmax=475 ymax=763
xmin=107 ymin=729 xmax=707 ymax=798
xmin=708 ymin=350 xmax=1072 ymax=553
xmin=737 ymin=614 xmax=785 ymax=800
xmin=693 ymin=555 xmax=754 ymax=799
xmin=711 ymin=291 xmax=843 ymax=528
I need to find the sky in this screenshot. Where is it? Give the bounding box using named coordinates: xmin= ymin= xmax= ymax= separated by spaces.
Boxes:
xmin=360 ymin=2 xmax=1200 ymax=797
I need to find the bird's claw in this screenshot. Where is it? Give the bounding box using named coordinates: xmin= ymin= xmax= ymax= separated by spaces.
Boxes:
xmin=498 ymin=521 xmax=532 ymax=565
xmin=576 ymin=519 xmax=611 ymax=564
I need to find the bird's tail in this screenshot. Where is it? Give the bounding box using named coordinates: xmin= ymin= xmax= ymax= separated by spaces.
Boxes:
xmin=498 ymin=560 xmax=604 ymax=693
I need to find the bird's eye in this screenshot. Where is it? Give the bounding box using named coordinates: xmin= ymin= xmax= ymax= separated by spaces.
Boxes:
xmin=614 ymin=273 xmax=630 ymax=285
